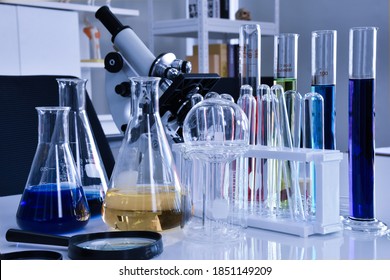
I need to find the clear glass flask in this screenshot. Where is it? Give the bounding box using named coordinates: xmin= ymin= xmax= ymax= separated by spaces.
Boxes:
xmin=344 ymin=26 xmax=387 ymax=234
xmin=16 ymin=107 xmax=90 ymax=233
xmin=103 ymin=77 xmax=182 ymax=231
xmin=57 ymin=78 xmax=108 ymax=216
xmin=274 ymin=33 xmax=299 ymax=91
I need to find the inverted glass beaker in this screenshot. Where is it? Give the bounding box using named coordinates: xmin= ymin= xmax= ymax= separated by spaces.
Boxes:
xmin=181 ymin=97 xmax=249 ymax=243
xmin=103 ymin=77 xmax=182 ymax=231
xmin=57 ymin=78 xmax=108 ymax=216
xmin=16 ymin=107 xmax=90 ymax=233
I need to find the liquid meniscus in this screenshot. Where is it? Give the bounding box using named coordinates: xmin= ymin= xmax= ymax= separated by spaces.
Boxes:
xmin=16 ymin=183 xmax=90 ymax=233
xmin=274 ymin=78 xmax=297 ymax=91
xmin=103 ymin=187 xmax=182 ymax=231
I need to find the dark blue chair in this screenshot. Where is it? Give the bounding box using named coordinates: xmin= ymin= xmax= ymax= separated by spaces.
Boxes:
xmin=0 ymin=75 xmax=115 ymax=196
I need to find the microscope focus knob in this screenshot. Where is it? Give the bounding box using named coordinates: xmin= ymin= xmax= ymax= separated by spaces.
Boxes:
xmin=104 ymin=52 xmax=124 ymax=73
xmin=115 ymin=82 xmax=131 ymax=97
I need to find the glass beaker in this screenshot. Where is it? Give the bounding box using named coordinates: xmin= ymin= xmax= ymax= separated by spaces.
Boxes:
xmin=16 ymin=107 xmax=90 ymax=233
xmin=57 ymin=78 xmax=108 ymax=216
xmin=103 ymin=77 xmax=182 ymax=231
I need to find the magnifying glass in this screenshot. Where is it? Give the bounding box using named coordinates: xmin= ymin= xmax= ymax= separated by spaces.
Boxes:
xmin=6 ymin=229 xmax=163 ymax=260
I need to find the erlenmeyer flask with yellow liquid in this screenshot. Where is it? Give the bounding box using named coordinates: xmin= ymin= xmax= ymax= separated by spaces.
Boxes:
xmin=102 ymin=77 xmax=182 ymax=231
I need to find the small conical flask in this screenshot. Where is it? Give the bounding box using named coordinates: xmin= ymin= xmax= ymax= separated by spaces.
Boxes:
xmin=16 ymin=107 xmax=90 ymax=233
xmin=103 ymin=76 xmax=182 ymax=231
xmin=57 ymin=78 xmax=108 ymax=216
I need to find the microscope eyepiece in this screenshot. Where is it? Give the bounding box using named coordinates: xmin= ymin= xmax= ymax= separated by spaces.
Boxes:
xmin=95 ymin=6 xmax=129 ymax=42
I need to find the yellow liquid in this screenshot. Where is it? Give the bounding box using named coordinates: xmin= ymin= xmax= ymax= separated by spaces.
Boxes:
xmin=102 ymin=187 xmax=182 ymax=231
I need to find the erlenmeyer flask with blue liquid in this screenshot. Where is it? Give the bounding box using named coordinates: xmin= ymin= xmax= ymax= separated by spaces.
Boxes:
xmin=16 ymin=107 xmax=90 ymax=233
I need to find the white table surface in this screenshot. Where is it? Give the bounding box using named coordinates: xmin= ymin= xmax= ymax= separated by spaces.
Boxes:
xmin=1 ymin=195 xmax=390 ymax=260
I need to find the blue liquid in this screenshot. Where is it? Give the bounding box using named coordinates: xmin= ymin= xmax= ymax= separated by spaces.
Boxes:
xmin=85 ymin=195 xmax=104 ymax=217
xmin=311 ymin=84 xmax=336 ymax=150
xmin=16 ymin=183 xmax=90 ymax=233
xmin=349 ymin=78 xmax=375 ymax=220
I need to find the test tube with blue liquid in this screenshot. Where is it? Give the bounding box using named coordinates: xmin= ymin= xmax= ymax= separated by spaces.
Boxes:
xmin=311 ymin=30 xmax=337 ymax=150
xmin=303 ymin=92 xmax=324 ymax=218
xmin=343 ymin=27 xmax=387 ymax=234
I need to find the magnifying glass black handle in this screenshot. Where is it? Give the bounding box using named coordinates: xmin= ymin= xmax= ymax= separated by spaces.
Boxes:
xmin=6 ymin=229 xmax=69 ymax=247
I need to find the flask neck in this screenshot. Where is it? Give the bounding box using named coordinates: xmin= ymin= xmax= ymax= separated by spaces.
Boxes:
xmin=57 ymin=78 xmax=87 ymax=112
xmin=130 ymin=77 xmax=161 ymax=118
xmin=36 ymin=107 xmax=70 ymax=144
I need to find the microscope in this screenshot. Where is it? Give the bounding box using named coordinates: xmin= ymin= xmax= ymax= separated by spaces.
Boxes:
xmin=95 ymin=6 xmax=220 ymax=143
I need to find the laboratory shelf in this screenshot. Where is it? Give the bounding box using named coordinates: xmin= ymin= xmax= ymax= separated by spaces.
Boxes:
xmin=0 ymin=1 xmax=139 ymax=16
xmin=152 ymin=18 xmax=278 ymax=39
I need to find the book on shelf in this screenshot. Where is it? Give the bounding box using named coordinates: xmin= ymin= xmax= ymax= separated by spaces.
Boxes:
xmin=186 ymin=0 xmax=239 ymax=19
xmin=186 ymin=54 xmax=220 ymax=75
xmin=227 ymin=42 xmax=239 ymax=78
xmin=188 ymin=43 xmax=241 ymax=78
xmin=187 ymin=0 xmax=221 ymax=18
xmin=192 ymin=44 xmax=228 ymax=77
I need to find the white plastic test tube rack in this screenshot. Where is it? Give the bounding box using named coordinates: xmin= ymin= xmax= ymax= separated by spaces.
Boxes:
xmin=246 ymin=145 xmax=343 ymax=237
xmin=174 ymin=144 xmax=344 ymax=238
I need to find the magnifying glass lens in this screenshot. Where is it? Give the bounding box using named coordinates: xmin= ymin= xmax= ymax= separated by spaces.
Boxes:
xmin=76 ymin=237 xmax=157 ymax=251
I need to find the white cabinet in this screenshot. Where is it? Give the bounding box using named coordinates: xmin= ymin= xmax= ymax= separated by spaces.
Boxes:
xmin=0 ymin=1 xmax=139 ymax=116
xmin=147 ymin=0 xmax=279 ymax=73
xmin=0 ymin=5 xmax=20 ymax=74
xmin=17 ymin=6 xmax=81 ymax=76
xmin=0 ymin=4 xmax=80 ymax=76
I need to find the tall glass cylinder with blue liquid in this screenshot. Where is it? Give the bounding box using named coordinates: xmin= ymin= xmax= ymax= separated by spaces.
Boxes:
xmin=58 ymin=78 xmax=108 ymax=216
xmin=16 ymin=107 xmax=90 ymax=233
xmin=274 ymin=33 xmax=299 ymax=91
xmin=344 ymin=26 xmax=387 ymax=234
xmin=311 ymin=30 xmax=337 ymax=150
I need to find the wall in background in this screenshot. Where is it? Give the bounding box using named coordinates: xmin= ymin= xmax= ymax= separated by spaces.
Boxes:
xmin=278 ymin=0 xmax=389 ymax=152
xmin=96 ymin=0 xmax=389 ymax=152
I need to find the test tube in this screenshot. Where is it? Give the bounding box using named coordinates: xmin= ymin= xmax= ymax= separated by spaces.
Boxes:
xmin=260 ymin=86 xmax=280 ymax=214
xmin=311 ymin=30 xmax=337 ymax=150
xmin=344 ymin=27 xmax=387 ymax=234
xmin=303 ymin=92 xmax=324 ymax=150
xmin=239 ymin=24 xmax=261 ymax=90
xmin=303 ymin=91 xmax=324 ymax=218
xmin=272 ymin=85 xmax=304 ymax=220
xmin=284 ymin=90 xmax=302 ymax=148
xmin=274 ymin=33 xmax=299 ymax=91
xmin=237 ymin=85 xmax=257 ymax=207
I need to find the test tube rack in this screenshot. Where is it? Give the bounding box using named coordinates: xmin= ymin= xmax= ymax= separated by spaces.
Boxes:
xmin=174 ymin=144 xmax=344 ymax=238
xmin=244 ymin=145 xmax=343 ymax=237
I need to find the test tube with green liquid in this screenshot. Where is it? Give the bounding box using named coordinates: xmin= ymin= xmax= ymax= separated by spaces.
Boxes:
xmin=273 ymin=33 xmax=299 ymax=91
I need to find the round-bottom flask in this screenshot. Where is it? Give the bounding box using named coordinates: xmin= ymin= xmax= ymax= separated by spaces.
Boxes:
xmin=103 ymin=77 xmax=182 ymax=231
xmin=16 ymin=107 xmax=90 ymax=233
